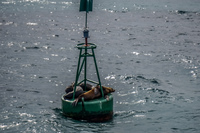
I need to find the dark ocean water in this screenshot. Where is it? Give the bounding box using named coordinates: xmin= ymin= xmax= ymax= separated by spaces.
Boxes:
xmin=0 ymin=0 xmax=200 ymax=132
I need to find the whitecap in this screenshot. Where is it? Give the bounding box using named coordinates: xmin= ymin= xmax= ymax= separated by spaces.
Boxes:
xmin=5 ymin=22 xmax=14 ymax=25
xmin=132 ymin=52 xmax=140 ymax=55
xmin=61 ymin=58 xmax=67 ymax=61
xmin=134 ymin=115 xmax=146 ymax=118
xmin=134 ymin=99 xmax=146 ymax=104
xmin=105 ymin=75 xmax=116 ymax=80
xmin=51 ymin=54 xmax=58 ymax=57
xmin=43 ymin=58 xmax=50 ymax=61
xmin=19 ymin=113 xmax=34 ymax=117
xmin=26 ymin=22 xmax=38 ymax=26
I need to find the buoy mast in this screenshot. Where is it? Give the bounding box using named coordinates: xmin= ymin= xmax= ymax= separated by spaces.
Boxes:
xmin=72 ymin=0 xmax=104 ymax=99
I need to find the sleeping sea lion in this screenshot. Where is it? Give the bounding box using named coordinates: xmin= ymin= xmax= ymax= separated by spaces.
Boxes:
xmin=65 ymin=82 xmax=93 ymax=93
xmin=63 ymin=86 xmax=84 ymax=100
xmin=65 ymin=83 xmax=74 ymax=94
xmin=79 ymin=82 xmax=93 ymax=91
xmin=64 ymin=83 xmax=94 ymax=100
xmin=72 ymin=85 xmax=115 ymax=106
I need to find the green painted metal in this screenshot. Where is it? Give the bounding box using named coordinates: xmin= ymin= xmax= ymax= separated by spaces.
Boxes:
xmin=91 ymin=48 xmax=104 ymax=97
xmin=79 ymin=0 xmax=93 ymax=12
xmin=72 ymin=43 xmax=104 ymax=99
xmin=84 ymin=46 xmax=87 ymax=90
xmin=61 ymin=94 xmax=113 ymax=121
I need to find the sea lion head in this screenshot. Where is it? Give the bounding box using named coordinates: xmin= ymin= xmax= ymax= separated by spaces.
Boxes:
xmin=65 ymin=85 xmax=73 ymax=93
xmin=105 ymin=87 xmax=115 ymax=93
xmin=100 ymin=86 xmax=115 ymax=94
xmin=95 ymin=85 xmax=115 ymax=95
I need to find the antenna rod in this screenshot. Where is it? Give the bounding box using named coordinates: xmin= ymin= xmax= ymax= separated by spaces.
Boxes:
xmin=84 ymin=12 xmax=89 ymax=46
xmin=85 ymin=12 xmax=88 ymax=28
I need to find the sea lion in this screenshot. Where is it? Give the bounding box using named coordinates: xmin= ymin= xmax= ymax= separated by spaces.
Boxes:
xmin=65 ymin=83 xmax=74 ymax=94
xmin=64 ymin=83 xmax=94 ymax=100
xmin=72 ymin=85 xmax=115 ymax=106
xmin=65 ymin=82 xmax=93 ymax=93
xmin=63 ymin=86 xmax=84 ymax=100
xmin=79 ymin=82 xmax=93 ymax=91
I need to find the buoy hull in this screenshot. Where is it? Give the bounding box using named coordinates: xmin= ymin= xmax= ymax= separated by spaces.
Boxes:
xmin=61 ymin=94 xmax=113 ymax=122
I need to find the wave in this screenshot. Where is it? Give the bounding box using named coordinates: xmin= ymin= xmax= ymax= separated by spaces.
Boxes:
xmin=120 ymin=75 xmax=162 ymax=86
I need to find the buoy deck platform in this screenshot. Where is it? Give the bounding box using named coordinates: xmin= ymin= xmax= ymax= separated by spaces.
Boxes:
xmin=61 ymin=94 xmax=113 ymax=122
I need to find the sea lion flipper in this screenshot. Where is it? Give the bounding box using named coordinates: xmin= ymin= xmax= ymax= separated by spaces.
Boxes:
xmin=105 ymin=95 xmax=109 ymax=101
xmin=72 ymin=99 xmax=79 ymax=106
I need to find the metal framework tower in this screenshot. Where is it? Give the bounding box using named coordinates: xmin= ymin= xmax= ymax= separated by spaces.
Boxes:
xmin=72 ymin=0 xmax=104 ymax=99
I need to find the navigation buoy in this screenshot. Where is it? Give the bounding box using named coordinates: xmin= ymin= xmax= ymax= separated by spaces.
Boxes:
xmin=61 ymin=0 xmax=114 ymax=122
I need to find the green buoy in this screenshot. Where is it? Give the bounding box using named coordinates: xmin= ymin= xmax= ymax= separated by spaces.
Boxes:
xmin=61 ymin=0 xmax=114 ymax=122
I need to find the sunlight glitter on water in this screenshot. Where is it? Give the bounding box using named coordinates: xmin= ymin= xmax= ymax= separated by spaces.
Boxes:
xmin=105 ymin=75 xmax=116 ymax=80
xmin=134 ymin=115 xmax=146 ymax=118
xmin=43 ymin=58 xmax=50 ymax=61
xmin=26 ymin=22 xmax=38 ymax=26
xmin=51 ymin=54 xmax=58 ymax=57
xmin=2 ymin=1 xmax=16 ymax=4
xmin=19 ymin=113 xmax=34 ymax=117
xmin=132 ymin=52 xmax=140 ymax=55
xmin=0 ymin=123 xmax=21 ymax=130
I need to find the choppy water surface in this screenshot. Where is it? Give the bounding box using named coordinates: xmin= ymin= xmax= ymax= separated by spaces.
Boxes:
xmin=1 ymin=0 xmax=200 ymax=132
